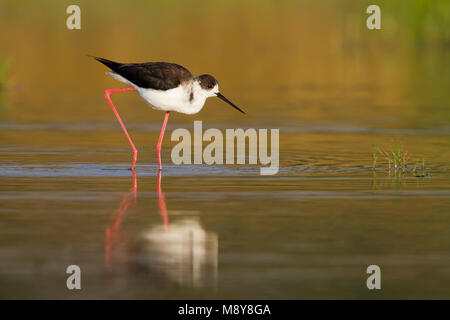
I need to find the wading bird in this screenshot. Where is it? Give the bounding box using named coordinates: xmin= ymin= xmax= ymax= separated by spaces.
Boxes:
xmin=93 ymin=57 xmax=245 ymax=171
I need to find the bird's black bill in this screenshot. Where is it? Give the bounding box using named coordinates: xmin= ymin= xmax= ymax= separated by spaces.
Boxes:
xmin=216 ymin=93 xmax=246 ymax=114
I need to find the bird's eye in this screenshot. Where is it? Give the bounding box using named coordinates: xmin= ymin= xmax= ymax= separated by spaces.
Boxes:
xmin=208 ymin=84 xmax=214 ymax=89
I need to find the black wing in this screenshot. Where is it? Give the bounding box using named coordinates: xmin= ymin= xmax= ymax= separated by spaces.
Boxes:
xmin=93 ymin=57 xmax=193 ymax=90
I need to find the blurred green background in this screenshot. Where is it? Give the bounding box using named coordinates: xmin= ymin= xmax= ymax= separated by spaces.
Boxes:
xmin=0 ymin=0 xmax=449 ymax=130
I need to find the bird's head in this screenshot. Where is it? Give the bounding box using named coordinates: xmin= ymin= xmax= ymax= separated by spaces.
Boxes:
xmin=195 ymin=74 xmax=245 ymax=114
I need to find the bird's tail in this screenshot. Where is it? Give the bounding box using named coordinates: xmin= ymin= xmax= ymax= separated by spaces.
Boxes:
xmin=89 ymin=55 xmax=122 ymax=71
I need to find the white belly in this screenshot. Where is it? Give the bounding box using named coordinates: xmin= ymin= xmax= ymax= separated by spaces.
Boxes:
xmin=108 ymin=72 xmax=206 ymax=115
xmin=137 ymin=86 xmax=205 ymax=115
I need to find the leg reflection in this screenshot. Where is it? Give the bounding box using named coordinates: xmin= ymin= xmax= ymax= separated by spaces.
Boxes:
xmin=157 ymin=171 xmax=168 ymax=231
xmin=105 ymin=171 xmax=137 ymax=269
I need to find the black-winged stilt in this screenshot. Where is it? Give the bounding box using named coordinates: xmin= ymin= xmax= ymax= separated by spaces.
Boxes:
xmin=93 ymin=57 xmax=245 ymax=171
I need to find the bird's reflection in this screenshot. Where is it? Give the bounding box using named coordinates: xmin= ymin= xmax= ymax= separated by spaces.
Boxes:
xmin=105 ymin=170 xmax=218 ymax=288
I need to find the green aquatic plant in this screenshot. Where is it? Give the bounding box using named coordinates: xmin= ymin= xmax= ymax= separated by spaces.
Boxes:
xmin=380 ymin=149 xmax=392 ymax=171
xmin=371 ymin=140 xmax=429 ymax=177
xmin=379 ymin=140 xmax=408 ymax=173
xmin=371 ymin=144 xmax=379 ymax=169
xmin=392 ymin=140 xmax=408 ymax=173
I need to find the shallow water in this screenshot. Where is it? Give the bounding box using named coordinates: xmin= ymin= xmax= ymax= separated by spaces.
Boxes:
xmin=1 ymin=127 xmax=450 ymax=299
xmin=1 ymin=0 xmax=450 ymax=299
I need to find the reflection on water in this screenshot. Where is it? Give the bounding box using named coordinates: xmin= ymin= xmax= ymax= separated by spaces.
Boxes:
xmin=142 ymin=219 xmax=218 ymax=288
xmin=105 ymin=171 xmax=137 ymax=269
xmin=105 ymin=171 xmax=218 ymax=288
xmin=157 ymin=172 xmax=168 ymax=230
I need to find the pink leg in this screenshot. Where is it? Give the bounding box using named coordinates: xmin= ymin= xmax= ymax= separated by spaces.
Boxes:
xmin=104 ymin=88 xmax=138 ymax=171
xmin=157 ymin=111 xmax=170 ymax=171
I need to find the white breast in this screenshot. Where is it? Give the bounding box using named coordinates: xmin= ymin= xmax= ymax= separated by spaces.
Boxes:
xmin=108 ymin=72 xmax=207 ymax=115
xmin=137 ymin=86 xmax=206 ymax=115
